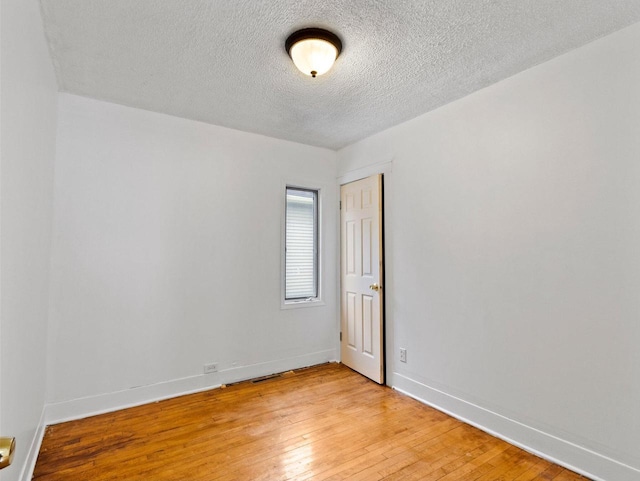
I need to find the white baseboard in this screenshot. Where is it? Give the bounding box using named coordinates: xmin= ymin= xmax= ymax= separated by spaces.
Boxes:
xmin=20 ymin=407 xmax=47 ymax=481
xmin=44 ymin=373 xmax=223 ymax=426
xmin=392 ymin=372 xmax=640 ymax=481
xmin=216 ymin=350 xmax=336 ymax=386
xmin=44 ymin=349 xmax=335 ymax=425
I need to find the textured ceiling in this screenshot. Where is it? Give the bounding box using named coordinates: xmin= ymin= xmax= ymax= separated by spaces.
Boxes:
xmin=41 ymin=0 xmax=640 ymax=150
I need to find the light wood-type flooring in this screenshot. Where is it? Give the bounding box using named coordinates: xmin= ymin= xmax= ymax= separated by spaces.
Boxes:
xmin=34 ymin=363 xmax=589 ymax=480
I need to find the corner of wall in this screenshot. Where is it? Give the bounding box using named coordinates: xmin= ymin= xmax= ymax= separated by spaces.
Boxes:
xmin=18 ymin=408 xmax=47 ymax=481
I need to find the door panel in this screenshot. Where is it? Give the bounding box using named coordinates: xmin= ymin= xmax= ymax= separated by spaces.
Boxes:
xmin=362 ymin=295 xmax=374 ymax=355
xmin=346 ymin=221 xmax=356 ymax=275
xmin=340 ymin=174 xmax=384 ymax=384
xmin=347 ymin=291 xmax=357 ymax=349
xmin=362 ymin=218 xmax=372 ymax=276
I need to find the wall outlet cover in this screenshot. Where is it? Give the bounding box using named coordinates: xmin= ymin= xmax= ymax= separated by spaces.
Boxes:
xmin=204 ymin=363 xmax=218 ymax=374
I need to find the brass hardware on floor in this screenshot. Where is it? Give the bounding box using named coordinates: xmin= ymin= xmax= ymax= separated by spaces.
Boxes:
xmin=0 ymin=437 xmax=15 ymax=470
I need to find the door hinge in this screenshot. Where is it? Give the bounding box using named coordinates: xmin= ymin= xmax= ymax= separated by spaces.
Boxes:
xmin=339 ymin=332 xmax=342 ymax=341
xmin=339 ymin=201 xmax=342 ymax=210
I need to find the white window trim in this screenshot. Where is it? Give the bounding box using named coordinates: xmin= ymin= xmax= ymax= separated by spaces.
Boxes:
xmin=281 ymin=178 xmax=326 ymax=310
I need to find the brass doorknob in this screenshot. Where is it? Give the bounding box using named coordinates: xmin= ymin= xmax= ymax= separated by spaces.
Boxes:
xmin=369 ymin=283 xmax=381 ymax=291
xmin=0 ymin=437 xmax=15 ymax=470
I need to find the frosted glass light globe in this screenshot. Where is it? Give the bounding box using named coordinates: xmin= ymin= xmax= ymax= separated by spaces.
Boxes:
xmin=290 ymin=38 xmax=338 ymax=77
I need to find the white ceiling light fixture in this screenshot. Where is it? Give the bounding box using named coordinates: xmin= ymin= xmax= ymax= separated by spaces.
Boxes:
xmin=285 ymin=28 xmax=342 ymax=78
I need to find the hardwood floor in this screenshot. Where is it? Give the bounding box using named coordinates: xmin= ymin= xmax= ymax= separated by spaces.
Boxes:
xmin=34 ymin=363 xmax=588 ymax=480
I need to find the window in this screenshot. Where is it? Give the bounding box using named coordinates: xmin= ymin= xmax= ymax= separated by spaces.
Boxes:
xmin=285 ymin=187 xmax=319 ymax=301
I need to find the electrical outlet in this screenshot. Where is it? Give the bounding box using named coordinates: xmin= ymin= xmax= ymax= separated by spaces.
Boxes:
xmin=203 ymin=363 xmax=218 ymax=374
xmin=399 ymin=348 xmax=407 ymax=363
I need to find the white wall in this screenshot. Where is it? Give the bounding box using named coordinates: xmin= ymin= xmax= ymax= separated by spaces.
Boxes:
xmin=45 ymin=94 xmax=338 ymax=416
xmin=0 ymin=0 xmax=58 ymax=480
xmin=3 ymin=4 xmax=636 ymax=480
xmin=338 ymin=22 xmax=640 ymax=481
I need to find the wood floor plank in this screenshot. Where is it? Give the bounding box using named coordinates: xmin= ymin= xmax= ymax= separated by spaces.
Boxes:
xmin=33 ymin=363 xmax=589 ymax=481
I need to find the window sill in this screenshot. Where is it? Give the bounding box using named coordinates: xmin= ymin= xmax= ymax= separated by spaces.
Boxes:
xmin=281 ymin=298 xmax=325 ymax=310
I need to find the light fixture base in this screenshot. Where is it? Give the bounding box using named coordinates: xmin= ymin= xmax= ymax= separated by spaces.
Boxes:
xmin=285 ymin=28 xmax=343 ymax=57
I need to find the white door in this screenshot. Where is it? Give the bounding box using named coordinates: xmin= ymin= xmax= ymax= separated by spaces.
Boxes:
xmin=340 ymin=174 xmax=384 ymax=384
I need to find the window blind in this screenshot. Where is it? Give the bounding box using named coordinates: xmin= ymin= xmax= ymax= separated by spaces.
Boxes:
xmin=285 ymin=188 xmax=318 ymax=299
